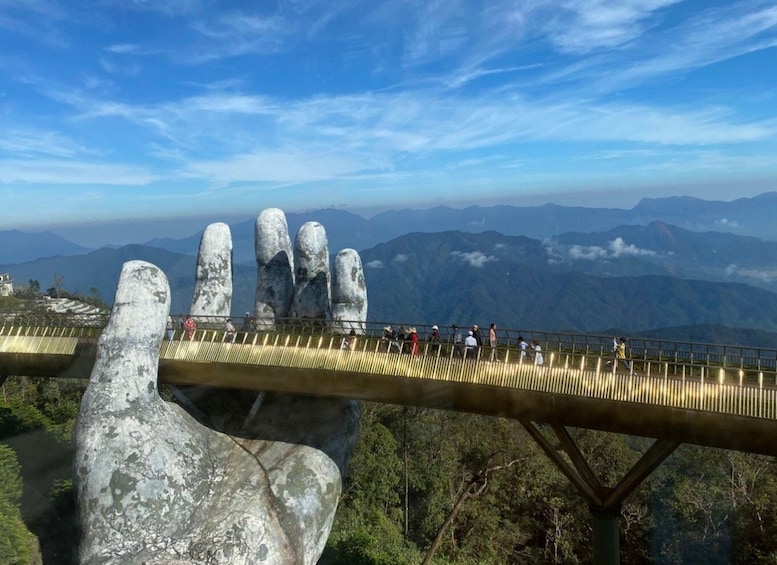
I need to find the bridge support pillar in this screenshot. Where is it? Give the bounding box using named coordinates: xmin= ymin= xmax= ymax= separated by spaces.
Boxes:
xmin=591 ymin=504 xmax=621 ymax=565
xmin=521 ymin=421 xmax=680 ymax=565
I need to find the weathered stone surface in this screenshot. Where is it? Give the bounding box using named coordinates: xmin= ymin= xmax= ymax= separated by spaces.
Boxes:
xmin=291 ymin=222 xmax=331 ymax=320
xmin=76 ymin=209 xmax=369 ymax=565
xmin=254 ymin=208 xmax=295 ymax=328
xmin=190 ymin=222 xmax=232 ymax=318
xmin=331 ymin=249 xmax=367 ymax=333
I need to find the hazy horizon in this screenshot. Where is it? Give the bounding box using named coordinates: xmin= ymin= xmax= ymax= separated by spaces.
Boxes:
xmin=6 ymin=187 xmax=772 ymax=248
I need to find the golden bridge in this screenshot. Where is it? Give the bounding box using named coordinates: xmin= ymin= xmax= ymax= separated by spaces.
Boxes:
xmin=3 ymin=312 xmax=777 ymax=564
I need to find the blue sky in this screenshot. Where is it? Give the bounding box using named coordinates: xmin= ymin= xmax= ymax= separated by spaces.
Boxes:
xmin=2 ymin=0 xmax=777 ymax=243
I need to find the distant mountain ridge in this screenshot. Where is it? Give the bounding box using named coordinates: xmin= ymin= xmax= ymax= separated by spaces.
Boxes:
xmin=0 ymin=229 xmax=92 ymax=264
xmin=359 ymin=230 xmax=777 ymax=334
xmin=4 ymin=228 xmax=777 ymax=340
xmin=5 ymin=192 xmax=777 ymax=265
xmin=4 ymin=192 xmax=777 ymax=341
xmin=145 ymin=191 xmax=777 ymax=263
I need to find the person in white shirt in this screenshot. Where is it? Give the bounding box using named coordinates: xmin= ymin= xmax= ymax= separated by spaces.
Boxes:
xmin=225 ymin=318 xmax=237 ymax=343
xmin=532 ymin=340 xmax=544 ymax=366
xmin=518 ymin=336 xmax=528 ymax=360
xmin=464 ymin=330 xmax=478 ymax=359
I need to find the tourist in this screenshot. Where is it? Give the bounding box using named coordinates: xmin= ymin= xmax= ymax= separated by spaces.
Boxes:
xmin=184 ymin=314 xmax=196 ymax=340
xmin=241 ymin=312 xmax=253 ymax=333
xmin=472 ymin=324 xmax=484 ymax=347
xmin=380 ymin=325 xmax=393 ymax=352
xmin=465 ymin=330 xmax=478 ymax=359
xmin=166 ymin=316 xmax=175 ymax=341
xmin=615 ymin=337 xmax=631 ymax=371
xmin=489 ymin=323 xmax=498 ymax=362
xmin=430 ymin=324 xmax=441 ymax=354
xmin=532 ymin=340 xmax=544 ymax=366
xmin=408 ymin=327 xmax=419 ymax=356
xmin=452 ymin=324 xmax=464 ymax=357
xmin=225 ymin=318 xmax=237 ymax=343
xmin=341 ymin=329 xmax=357 ymax=351
xmin=517 ymin=336 xmax=528 ymax=361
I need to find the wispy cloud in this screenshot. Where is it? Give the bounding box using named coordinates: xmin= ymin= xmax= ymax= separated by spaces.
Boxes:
xmin=727 ymin=264 xmax=777 ymax=282
xmin=542 ymin=0 xmax=682 ymax=55
xmin=0 ymin=158 xmax=155 ymax=185
xmin=0 ymin=129 xmax=95 ymax=158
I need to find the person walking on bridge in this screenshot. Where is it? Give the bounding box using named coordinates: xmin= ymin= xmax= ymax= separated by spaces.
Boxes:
xmin=241 ymin=312 xmax=253 ymax=333
xmin=430 ymin=325 xmax=441 ymax=354
xmin=472 ymin=324 xmax=484 ymax=347
xmin=408 ymin=327 xmax=419 ymax=356
xmin=465 ymin=330 xmax=478 ymax=359
xmin=532 ymin=340 xmax=544 ymax=366
xmin=452 ymin=325 xmax=464 ymax=357
xmin=518 ymin=336 xmax=528 ymax=361
xmin=488 ymin=323 xmax=499 ymax=362
xmin=615 ymin=337 xmax=631 ymax=372
xmin=166 ymin=316 xmax=175 ymax=341
xmin=225 ymin=319 xmax=237 ymax=343
xmin=184 ymin=314 xmax=196 ymax=340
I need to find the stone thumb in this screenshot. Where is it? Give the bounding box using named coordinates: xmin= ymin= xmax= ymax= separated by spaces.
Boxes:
xmin=89 ymin=260 xmax=170 ymax=405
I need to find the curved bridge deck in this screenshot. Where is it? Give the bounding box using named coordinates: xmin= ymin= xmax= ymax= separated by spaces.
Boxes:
xmin=2 ymin=319 xmax=777 ymax=457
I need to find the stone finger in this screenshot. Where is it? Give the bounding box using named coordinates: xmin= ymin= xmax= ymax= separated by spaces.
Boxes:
xmin=331 ymin=248 xmax=367 ymax=333
xmin=255 ymin=208 xmax=295 ymax=328
xmin=291 ymin=221 xmax=331 ymax=321
xmin=190 ymin=222 xmax=233 ymax=318
xmin=81 ymin=260 xmax=169 ymax=407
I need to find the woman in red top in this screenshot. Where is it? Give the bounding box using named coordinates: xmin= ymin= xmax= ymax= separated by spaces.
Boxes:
xmin=184 ymin=315 xmax=196 ymax=340
xmin=409 ymin=327 xmax=419 ymax=356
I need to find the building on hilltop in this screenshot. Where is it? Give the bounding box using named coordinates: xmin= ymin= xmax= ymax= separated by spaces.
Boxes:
xmin=0 ymin=273 xmax=13 ymax=297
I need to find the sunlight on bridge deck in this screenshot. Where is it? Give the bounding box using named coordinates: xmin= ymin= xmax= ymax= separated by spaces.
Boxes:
xmin=3 ymin=324 xmax=777 ymax=457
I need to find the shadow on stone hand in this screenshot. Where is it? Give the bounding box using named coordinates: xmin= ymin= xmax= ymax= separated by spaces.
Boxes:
xmin=172 ymin=387 xmax=360 ymax=475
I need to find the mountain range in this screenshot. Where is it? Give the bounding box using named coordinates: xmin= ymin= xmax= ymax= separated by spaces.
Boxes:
xmin=5 ymin=192 xmax=777 ymax=266
xmin=146 ymin=192 xmax=777 ymax=266
xmin=4 ymin=199 xmax=777 ymax=341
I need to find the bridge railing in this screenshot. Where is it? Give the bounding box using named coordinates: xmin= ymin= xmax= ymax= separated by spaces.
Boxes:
xmin=3 ymin=312 xmax=777 ymax=386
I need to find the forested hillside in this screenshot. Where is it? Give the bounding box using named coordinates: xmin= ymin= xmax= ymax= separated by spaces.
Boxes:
xmin=3 ymin=376 xmax=777 ymax=564
xmin=361 ymin=231 xmax=777 ymax=335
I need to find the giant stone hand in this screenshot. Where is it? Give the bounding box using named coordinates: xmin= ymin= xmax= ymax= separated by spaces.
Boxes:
xmin=75 ymin=209 xmax=367 ymax=564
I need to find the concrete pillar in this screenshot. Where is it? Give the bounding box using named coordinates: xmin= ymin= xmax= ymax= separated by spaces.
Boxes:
xmin=590 ymin=505 xmax=621 ymax=565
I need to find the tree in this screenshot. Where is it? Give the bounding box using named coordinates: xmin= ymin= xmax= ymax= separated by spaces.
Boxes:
xmin=0 ymin=445 xmax=40 ymax=564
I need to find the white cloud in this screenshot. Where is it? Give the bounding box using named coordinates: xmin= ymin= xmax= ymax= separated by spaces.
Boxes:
xmin=568 ymin=244 xmax=609 ymax=260
xmin=716 ymin=217 xmax=741 ymax=229
xmin=566 ymin=237 xmax=657 ymax=260
xmin=365 ymin=260 xmax=384 ymax=269
xmin=392 ymin=254 xmax=408 ymax=263
xmin=609 ymin=237 xmax=657 ymax=257
xmin=451 ymin=250 xmax=498 ymax=267
xmin=742 ymin=269 xmax=777 ymax=282
xmin=543 ymin=0 xmax=682 ymax=55
xmin=185 ymin=149 xmax=370 ymax=186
